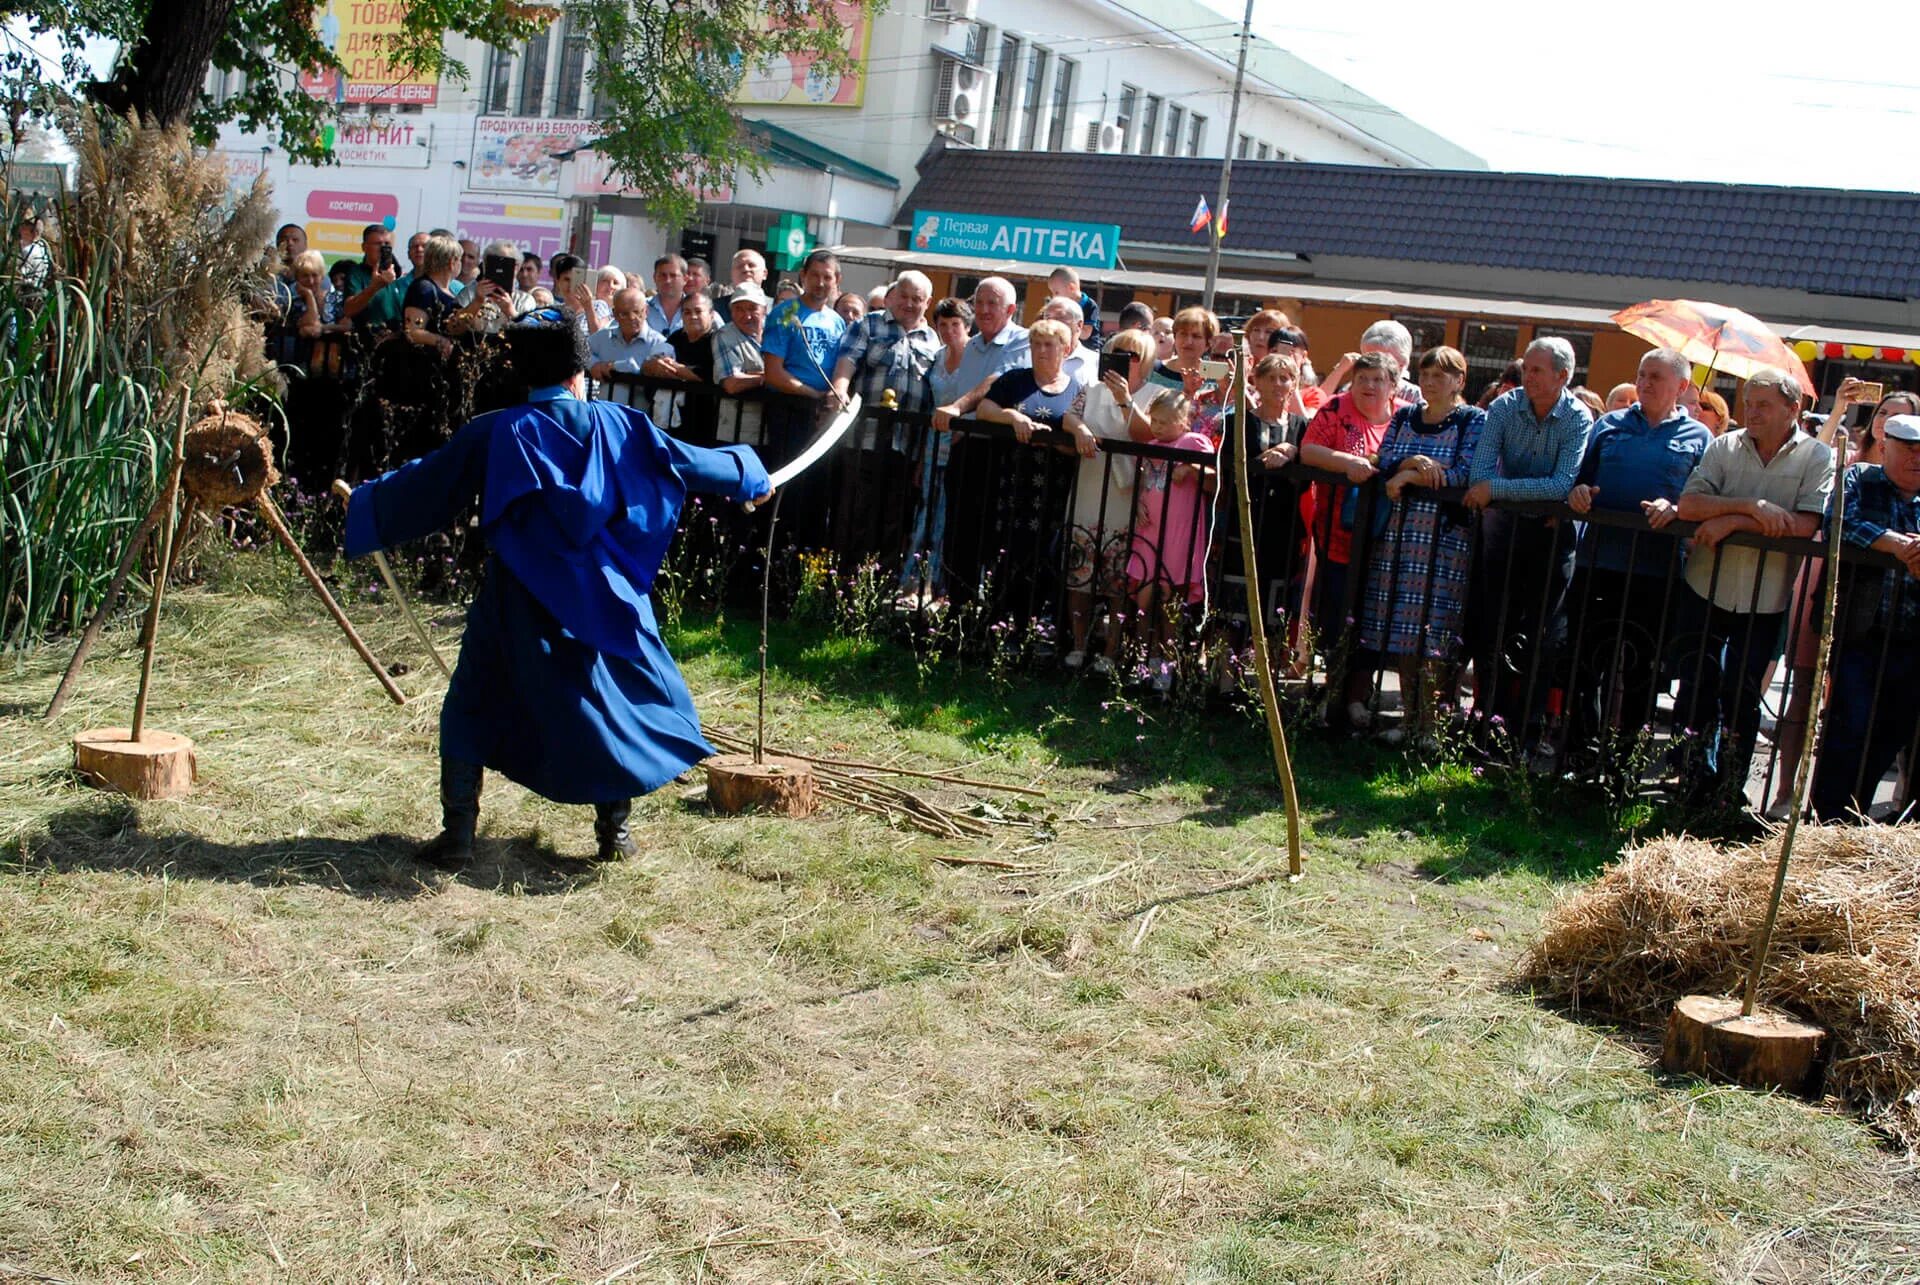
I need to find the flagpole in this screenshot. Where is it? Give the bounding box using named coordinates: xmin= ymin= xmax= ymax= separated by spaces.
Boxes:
xmin=1202 ymin=0 xmax=1254 ymax=314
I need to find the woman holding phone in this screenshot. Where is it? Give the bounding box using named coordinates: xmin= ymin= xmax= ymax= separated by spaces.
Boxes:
xmin=1059 ymin=328 xmax=1157 ymax=671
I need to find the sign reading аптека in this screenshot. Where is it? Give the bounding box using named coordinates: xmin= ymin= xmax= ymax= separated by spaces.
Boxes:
xmin=910 ymin=210 xmax=1120 ymax=271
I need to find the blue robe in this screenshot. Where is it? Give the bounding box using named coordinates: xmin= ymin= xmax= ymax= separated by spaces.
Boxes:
xmin=345 ymin=386 xmax=770 ymax=804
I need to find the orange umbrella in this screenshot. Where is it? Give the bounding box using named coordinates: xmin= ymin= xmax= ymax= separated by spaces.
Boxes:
xmin=1611 ymin=298 xmax=1816 ymax=397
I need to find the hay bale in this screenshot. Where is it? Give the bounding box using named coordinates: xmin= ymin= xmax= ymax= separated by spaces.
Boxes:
xmin=1517 ymin=826 xmax=1920 ymax=1154
xmin=181 ymin=404 xmax=277 ymax=507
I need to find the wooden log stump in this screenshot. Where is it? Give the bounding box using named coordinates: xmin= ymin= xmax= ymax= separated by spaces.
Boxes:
xmin=1661 ymin=994 xmax=1825 ymax=1095
xmin=73 ymin=727 xmax=197 ymax=800
xmin=704 ymin=754 xmax=818 ymax=817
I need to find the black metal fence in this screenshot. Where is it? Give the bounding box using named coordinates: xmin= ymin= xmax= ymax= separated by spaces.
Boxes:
xmin=257 ymin=340 xmax=1907 ymax=824
xmin=591 ymin=373 xmax=1920 ymax=824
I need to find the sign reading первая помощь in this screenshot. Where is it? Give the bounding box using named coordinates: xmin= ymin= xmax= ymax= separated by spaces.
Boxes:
xmin=909 ymin=211 xmax=1119 ymax=271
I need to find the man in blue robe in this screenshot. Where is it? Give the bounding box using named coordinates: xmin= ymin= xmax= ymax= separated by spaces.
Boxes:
xmin=343 ymin=322 xmax=773 ymax=866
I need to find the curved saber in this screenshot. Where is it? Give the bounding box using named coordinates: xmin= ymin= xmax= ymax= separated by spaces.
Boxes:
xmin=745 ymin=393 xmax=862 ymax=512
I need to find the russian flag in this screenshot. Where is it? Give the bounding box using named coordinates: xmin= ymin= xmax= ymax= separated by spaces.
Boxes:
xmin=1189 ymin=195 xmax=1211 ymax=234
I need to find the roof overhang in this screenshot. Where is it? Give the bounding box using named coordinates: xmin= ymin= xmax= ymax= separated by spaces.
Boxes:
xmin=829 ymin=244 xmax=1920 ymax=350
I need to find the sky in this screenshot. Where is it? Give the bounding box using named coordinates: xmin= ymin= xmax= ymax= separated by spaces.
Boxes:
xmin=1201 ymin=0 xmax=1920 ymax=190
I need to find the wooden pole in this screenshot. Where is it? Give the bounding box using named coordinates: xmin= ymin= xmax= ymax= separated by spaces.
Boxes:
xmin=1231 ymin=334 xmax=1304 ymax=877
xmin=330 ymin=479 xmax=450 ymax=677
xmin=141 ymin=496 xmax=197 ymax=647
xmin=129 ymin=398 xmax=193 ymax=742
xmin=253 ymin=493 xmax=408 ymax=706
xmin=43 ymin=481 xmax=174 ymax=720
xmin=755 ymin=489 xmax=784 ymax=766
xmin=1741 ymin=429 xmax=1849 ymax=1015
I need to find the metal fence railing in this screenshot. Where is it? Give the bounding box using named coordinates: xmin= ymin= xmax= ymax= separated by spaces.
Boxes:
xmin=278 ymin=358 xmax=1918 ymax=824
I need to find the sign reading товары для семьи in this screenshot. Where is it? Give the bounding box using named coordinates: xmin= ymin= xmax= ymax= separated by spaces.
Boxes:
xmin=910 ymin=211 xmax=1120 ymax=271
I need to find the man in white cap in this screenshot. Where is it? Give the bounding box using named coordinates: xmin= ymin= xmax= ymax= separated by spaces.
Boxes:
xmin=712 ymin=281 xmax=770 ymax=444
xmin=1811 ymin=410 xmax=1920 ymax=820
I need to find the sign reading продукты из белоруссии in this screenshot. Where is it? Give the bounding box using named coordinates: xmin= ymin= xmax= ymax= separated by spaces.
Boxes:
xmin=909 ymin=210 xmax=1120 ymax=271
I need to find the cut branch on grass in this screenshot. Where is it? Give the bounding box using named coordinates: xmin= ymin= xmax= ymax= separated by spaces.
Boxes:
xmin=705 ymin=727 xmax=1047 ymax=796
xmin=1108 ymin=868 xmax=1293 ymax=922
xmin=704 ymin=726 xmax=1037 ymax=839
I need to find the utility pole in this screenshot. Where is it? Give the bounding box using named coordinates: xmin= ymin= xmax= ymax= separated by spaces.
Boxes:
xmin=1202 ymin=0 xmax=1254 ymax=313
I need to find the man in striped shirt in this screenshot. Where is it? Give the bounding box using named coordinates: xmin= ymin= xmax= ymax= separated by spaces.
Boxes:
xmin=1463 ymin=336 xmax=1594 ymax=743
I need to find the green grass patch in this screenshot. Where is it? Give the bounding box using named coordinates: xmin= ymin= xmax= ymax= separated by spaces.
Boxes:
xmin=0 ymin=575 xmax=1912 ymax=1280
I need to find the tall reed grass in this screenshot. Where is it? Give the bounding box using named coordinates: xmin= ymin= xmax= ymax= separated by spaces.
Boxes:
xmin=0 ymin=113 xmax=277 ymax=651
xmin=0 ymin=231 xmax=165 ymax=649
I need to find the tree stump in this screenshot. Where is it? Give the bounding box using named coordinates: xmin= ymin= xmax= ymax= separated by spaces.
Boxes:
xmin=1661 ymin=994 xmax=1825 ymax=1094
xmin=73 ymin=727 xmax=197 ymax=800
xmin=704 ymin=754 xmax=818 ymax=817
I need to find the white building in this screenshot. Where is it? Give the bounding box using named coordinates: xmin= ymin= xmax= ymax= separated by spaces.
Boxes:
xmin=218 ymin=0 xmax=1478 ymax=288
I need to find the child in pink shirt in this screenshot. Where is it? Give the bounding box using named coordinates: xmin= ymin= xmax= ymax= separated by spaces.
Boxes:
xmin=1127 ymin=390 xmax=1216 ymax=691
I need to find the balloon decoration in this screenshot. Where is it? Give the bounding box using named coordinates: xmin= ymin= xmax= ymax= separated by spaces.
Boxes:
xmin=1793 ymin=340 xmax=1818 ymax=362
xmin=1825 ymin=343 xmax=1846 ymax=360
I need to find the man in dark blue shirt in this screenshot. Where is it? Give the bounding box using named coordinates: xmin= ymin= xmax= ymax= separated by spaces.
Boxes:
xmin=1562 ymin=347 xmax=1712 ymax=758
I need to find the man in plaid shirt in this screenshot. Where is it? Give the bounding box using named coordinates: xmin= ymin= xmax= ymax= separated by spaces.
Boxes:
xmin=1811 ymin=413 xmax=1920 ymax=820
xmin=830 ymin=271 xmax=939 ymax=557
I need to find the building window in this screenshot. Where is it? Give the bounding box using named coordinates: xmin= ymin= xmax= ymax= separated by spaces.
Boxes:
xmin=1461 ymin=321 xmax=1521 ymax=398
xmin=1138 ymin=94 xmax=1161 ymax=155
xmin=1047 ymin=58 xmax=1075 ymax=150
xmin=517 ymin=29 xmax=550 ymax=116
xmin=554 ymin=13 xmax=590 ymax=117
xmin=964 ymin=20 xmax=991 ymax=62
xmin=1187 ymin=113 xmax=1206 ymax=156
xmin=1163 ymin=104 xmax=1184 ymax=156
xmin=483 ymin=45 xmax=515 ymax=114
xmin=1020 ymin=47 xmax=1049 ymax=149
xmin=1115 ymin=84 xmax=1137 ymax=152
xmin=1236 ymin=133 xmax=1251 ymax=159
xmin=989 ymin=36 xmax=1020 ymax=149
xmin=1255 ymin=142 xmax=1270 ymax=160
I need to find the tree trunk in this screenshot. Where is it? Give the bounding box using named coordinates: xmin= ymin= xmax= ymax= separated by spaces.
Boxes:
xmin=89 ymin=0 xmax=241 ymax=128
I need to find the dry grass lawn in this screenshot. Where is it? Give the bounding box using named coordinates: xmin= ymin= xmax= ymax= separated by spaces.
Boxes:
xmin=2 ymin=561 xmax=1916 ymax=1282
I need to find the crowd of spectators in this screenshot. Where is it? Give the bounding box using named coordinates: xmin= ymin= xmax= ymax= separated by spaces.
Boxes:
xmin=260 ymin=225 xmax=1920 ymax=823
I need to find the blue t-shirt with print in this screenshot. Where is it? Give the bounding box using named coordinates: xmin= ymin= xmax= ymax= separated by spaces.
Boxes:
xmin=761 ymin=300 xmax=846 ymax=392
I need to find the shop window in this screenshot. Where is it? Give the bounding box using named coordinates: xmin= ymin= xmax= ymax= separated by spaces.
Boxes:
xmin=1461 ymin=321 xmax=1520 ymax=399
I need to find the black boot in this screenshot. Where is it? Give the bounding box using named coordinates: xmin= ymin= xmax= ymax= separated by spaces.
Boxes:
xmin=592 ymin=799 xmax=637 ymax=862
xmin=415 ymin=758 xmax=483 ymax=869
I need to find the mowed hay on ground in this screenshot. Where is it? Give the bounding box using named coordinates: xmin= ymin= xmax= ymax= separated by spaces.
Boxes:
xmin=1518 ymin=825 xmax=1920 ymax=1153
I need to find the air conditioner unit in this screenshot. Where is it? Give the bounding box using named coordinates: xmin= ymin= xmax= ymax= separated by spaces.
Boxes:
xmin=1083 ymin=120 xmax=1123 ymax=153
xmin=932 ymin=54 xmax=994 ymax=146
xmin=928 ymin=0 xmax=980 ymax=20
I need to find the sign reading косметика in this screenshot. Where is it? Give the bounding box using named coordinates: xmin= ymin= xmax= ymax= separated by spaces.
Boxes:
xmin=910 ymin=210 xmax=1120 ymax=271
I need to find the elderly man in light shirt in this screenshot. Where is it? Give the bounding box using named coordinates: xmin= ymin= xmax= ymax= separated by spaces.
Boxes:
xmin=1670 ymin=366 xmax=1831 ymax=805
xmin=931 ymin=276 xmax=1031 ymax=430
xmin=1463 ymin=336 xmax=1593 ymax=744
xmin=587 ymin=287 xmax=680 ymax=400
xmin=712 ymin=282 xmax=770 ymax=445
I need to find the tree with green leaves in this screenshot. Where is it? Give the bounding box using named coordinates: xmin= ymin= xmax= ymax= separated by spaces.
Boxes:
xmin=2 ymin=0 xmax=879 ymax=225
